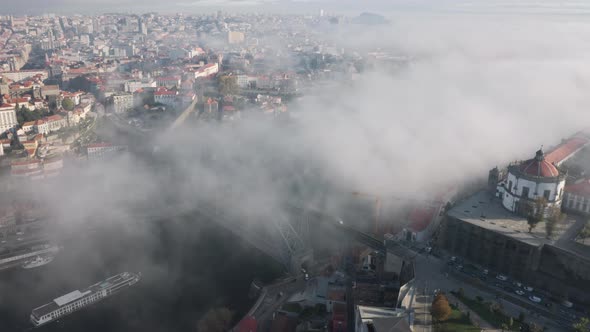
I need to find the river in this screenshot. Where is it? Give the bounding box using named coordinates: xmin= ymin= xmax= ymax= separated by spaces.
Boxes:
xmin=0 ymin=217 xmax=284 ymax=332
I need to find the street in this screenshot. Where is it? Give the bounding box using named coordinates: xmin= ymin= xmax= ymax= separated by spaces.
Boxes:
xmin=411 ymin=252 xmax=567 ymax=331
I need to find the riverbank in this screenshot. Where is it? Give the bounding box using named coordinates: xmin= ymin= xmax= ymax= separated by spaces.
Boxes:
xmin=0 ymin=216 xmax=284 ymax=332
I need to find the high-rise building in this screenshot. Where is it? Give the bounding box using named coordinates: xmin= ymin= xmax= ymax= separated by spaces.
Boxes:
xmin=138 ymin=17 xmax=147 ymax=35
xmin=0 ymin=106 xmax=18 ymax=133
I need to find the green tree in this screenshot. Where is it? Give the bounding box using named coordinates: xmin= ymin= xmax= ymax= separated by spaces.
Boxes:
xmin=196 ymin=307 xmax=233 ymax=332
xmin=218 ymin=75 xmax=238 ymax=96
xmin=62 ymin=98 xmax=75 ymax=111
xmin=573 ymin=317 xmax=590 ymax=332
xmin=579 ymin=221 xmax=590 ymax=239
xmin=526 ymin=198 xmax=546 ymax=233
xmin=431 ymin=293 xmax=452 ymax=322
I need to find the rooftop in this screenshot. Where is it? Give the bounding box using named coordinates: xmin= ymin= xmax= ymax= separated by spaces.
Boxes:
xmin=447 ymin=190 xmax=577 ymax=247
xmin=546 ymin=135 xmax=589 ymax=165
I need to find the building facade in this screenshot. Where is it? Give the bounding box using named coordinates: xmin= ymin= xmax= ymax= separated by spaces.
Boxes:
xmin=0 ymin=105 xmax=17 ymax=133
xmin=563 ymin=179 xmax=590 ymax=216
xmin=496 ymin=149 xmax=565 ymax=217
xmin=111 ymin=93 xmax=134 ymax=113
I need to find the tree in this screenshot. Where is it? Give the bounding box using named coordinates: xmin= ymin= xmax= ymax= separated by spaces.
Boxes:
xmin=62 ymin=98 xmax=75 ymax=111
xmin=573 ymin=317 xmax=590 ymax=332
xmin=196 ymin=307 xmax=233 ymax=332
xmin=526 ymin=197 xmax=547 ymax=233
xmin=545 ymin=211 xmax=565 ymax=238
xmin=518 ymin=311 xmax=526 ymax=322
xmin=431 ymin=293 xmax=452 ymax=322
xmin=218 ymin=75 xmax=238 ymax=96
xmin=458 ymin=287 xmax=465 ymax=298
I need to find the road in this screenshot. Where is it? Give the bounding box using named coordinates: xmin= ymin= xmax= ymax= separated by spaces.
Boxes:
xmin=556 ymin=216 xmax=587 ymax=246
xmin=411 ymin=252 xmax=567 ymax=331
xmin=251 ymin=277 xmax=306 ymax=332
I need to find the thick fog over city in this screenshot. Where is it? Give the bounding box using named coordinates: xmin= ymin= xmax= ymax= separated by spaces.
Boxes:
xmin=1 ymin=1 xmax=590 ymax=332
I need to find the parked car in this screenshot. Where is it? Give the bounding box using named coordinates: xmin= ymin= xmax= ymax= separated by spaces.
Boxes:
xmin=515 ymin=290 xmax=525 ymax=296
xmin=483 ymin=269 xmax=489 ymax=275
xmin=496 ymin=274 xmax=508 ymax=281
xmin=524 ymin=286 xmax=534 ymax=292
xmin=529 ymin=296 xmax=542 ymax=303
xmin=561 ymin=301 xmax=574 ymax=308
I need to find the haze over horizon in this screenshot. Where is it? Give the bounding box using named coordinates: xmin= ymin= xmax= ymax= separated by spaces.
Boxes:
xmin=1 ymin=2 xmax=590 ymax=330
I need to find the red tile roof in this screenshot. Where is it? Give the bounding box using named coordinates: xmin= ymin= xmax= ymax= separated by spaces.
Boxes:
xmin=545 ymin=136 xmax=589 ymax=165
xmin=518 ymin=157 xmax=559 ymax=177
xmin=87 ymin=142 xmax=113 ymax=148
xmin=565 ymin=179 xmax=590 ymax=197
xmin=11 ymin=159 xmax=41 ymax=166
xmin=154 ymin=87 xmax=178 ymax=96
xmin=235 ymin=316 xmax=257 ymax=332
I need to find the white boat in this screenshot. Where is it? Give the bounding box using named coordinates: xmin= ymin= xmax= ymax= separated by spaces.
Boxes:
xmin=22 ymin=254 xmax=54 ymax=269
xmin=30 ymin=272 xmax=141 ymax=327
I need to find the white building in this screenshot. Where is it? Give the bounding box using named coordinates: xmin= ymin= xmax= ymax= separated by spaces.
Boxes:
xmin=45 ymin=115 xmax=67 ymax=132
xmin=354 ymin=305 xmax=412 ymax=332
xmin=111 ymin=93 xmax=134 ymax=113
xmin=194 ymin=63 xmax=219 ymax=79
xmin=124 ymin=79 xmax=156 ymax=93
xmin=0 ymin=104 xmax=17 ymax=133
xmin=496 ymin=149 xmax=566 ymax=216
xmin=154 ymin=87 xmax=180 ymax=108
xmin=564 ymin=179 xmax=590 ymax=216
xmin=236 ymin=74 xmax=256 ymax=88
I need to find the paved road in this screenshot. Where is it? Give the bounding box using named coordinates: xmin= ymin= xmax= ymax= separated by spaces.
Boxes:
xmin=412 ymin=252 xmax=566 ymax=331
xmin=253 ymin=277 xmax=307 ymax=332
xmin=556 ymin=216 xmax=587 ymax=246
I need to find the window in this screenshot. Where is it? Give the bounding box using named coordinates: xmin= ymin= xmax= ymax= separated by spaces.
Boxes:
xmin=508 ymin=181 xmax=513 ymax=192
xmin=544 ymin=190 xmax=551 ymax=200
xmin=521 ymin=186 xmax=529 ymax=198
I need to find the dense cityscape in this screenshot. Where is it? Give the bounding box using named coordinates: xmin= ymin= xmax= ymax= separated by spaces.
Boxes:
xmin=0 ymin=2 xmax=590 ymax=332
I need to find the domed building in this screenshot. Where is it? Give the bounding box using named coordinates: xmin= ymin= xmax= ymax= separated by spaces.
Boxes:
xmin=496 ymin=148 xmax=566 ymax=216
